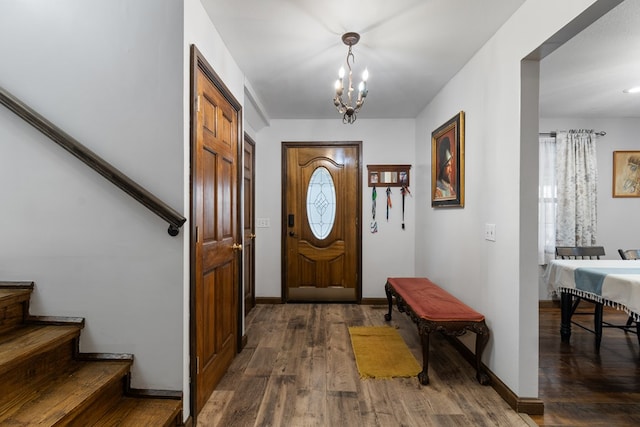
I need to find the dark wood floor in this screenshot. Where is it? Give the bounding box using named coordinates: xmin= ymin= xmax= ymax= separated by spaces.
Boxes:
xmin=197 ymin=304 xmax=530 ymax=426
xmin=532 ymin=304 xmax=640 ymax=426
xmin=197 ymin=303 xmax=640 ymax=426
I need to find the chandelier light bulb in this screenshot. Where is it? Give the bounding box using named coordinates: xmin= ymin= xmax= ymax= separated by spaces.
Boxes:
xmin=362 ymin=68 xmax=369 ymax=81
xmin=338 ymin=67 xmax=345 ymax=78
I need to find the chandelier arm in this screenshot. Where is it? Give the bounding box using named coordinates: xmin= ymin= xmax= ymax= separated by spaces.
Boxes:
xmin=346 ymin=46 xmax=354 ymax=72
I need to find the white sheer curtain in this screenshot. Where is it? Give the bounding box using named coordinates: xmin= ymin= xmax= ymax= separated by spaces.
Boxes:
xmin=538 ymin=136 xmax=556 ymax=264
xmin=555 ymin=130 xmax=598 ymax=246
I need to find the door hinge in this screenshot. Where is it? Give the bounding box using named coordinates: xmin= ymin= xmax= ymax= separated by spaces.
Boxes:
xmin=196 ymin=356 xmax=200 ymax=374
xmin=195 ymin=226 xmax=199 ymax=243
xmin=196 ymin=95 xmax=201 ymax=113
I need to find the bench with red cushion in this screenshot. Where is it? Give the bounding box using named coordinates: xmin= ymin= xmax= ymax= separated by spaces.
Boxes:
xmin=384 ymin=277 xmax=490 ymax=385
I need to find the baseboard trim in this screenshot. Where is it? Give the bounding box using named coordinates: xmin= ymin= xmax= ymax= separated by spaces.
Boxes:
xmin=255 ymin=297 xmax=390 ymax=305
xmin=126 ymin=388 xmax=183 ymax=400
xmin=447 ymin=335 xmax=544 ymax=415
xmin=255 ymin=297 xmax=282 ymax=304
xmin=360 ymin=297 xmax=387 ymax=305
xmin=539 ymin=299 xmax=560 ymax=309
xmin=240 ymin=334 xmax=248 ymax=350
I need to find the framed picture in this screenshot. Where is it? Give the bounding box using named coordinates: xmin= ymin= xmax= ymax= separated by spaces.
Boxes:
xmin=613 ymin=150 xmax=640 ymax=197
xmin=431 ymin=111 xmax=465 ymax=207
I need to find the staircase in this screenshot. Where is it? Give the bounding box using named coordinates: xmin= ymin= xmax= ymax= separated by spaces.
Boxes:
xmin=0 ymin=281 xmax=182 ymax=426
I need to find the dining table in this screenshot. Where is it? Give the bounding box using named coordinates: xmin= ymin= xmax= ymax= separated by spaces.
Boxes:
xmin=543 ymin=259 xmax=640 ymax=348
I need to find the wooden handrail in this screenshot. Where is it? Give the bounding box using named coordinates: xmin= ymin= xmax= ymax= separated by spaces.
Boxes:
xmin=0 ymin=85 xmax=186 ymax=236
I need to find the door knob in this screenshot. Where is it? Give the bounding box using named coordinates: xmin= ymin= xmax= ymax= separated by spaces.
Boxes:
xmin=231 ymin=243 xmax=243 ymax=251
xmin=249 ymin=233 xmax=256 ymax=239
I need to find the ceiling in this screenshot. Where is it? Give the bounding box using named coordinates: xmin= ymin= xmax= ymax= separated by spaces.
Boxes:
xmin=201 ymin=0 xmax=526 ymax=121
xmin=540 ymin=0 xmax=640 ymax=118
xmin=201 ymin=0 xmax=640 ymax=124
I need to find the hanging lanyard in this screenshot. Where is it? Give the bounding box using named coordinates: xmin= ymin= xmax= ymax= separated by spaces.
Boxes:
xmin=400 ymin=185 xmax=411 ymax=230
xmin=386 ymin=187 xmax=392 ymax=221
xmin=370 ymin=186 xmax=378 ymax=233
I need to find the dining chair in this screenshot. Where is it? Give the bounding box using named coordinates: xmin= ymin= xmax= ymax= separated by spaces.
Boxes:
xmin=556 ymin=246 xmax=605 ymax=259
xmin=617 ymin=249 xmax=640 ymax=328
xmin=618 ymin=248 xmax=640 ymax=260
xmin=555 ymin=246 xmax=606 ymax=349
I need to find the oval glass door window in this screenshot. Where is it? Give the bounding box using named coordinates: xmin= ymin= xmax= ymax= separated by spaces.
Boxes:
xmin=306 ymin=167 xmax=336 ymax=240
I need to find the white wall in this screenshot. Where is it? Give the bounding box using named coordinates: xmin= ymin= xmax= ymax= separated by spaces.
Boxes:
xmin=0 ymin=0 xmax=185 ymax=391
xmin=414 ymin=0 xmax=599 ymax=397
xmin=255 ymin=119 xmax=416 ymax=299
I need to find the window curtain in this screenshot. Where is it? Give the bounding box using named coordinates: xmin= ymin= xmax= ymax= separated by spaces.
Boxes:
xmin=538 ymin=136 xmax=556 ymax=264
xmin=555 ymin=130 xmax=598 ymax=247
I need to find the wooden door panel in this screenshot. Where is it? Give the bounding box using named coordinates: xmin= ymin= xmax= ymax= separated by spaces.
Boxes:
xmin=202 ymin=147 xmax=217 ymax=240
xmin=219 ymin=156 xmax=233 ymax=238
xmin=198 ymin=264 xmax=235 ymax=402
xmin=297 ymin=240 xmax=345 ymax=260
xmin=283 ymin=143 xmax=361 ymax=302
xmin=296 ymin=253 xmax=345 ymax=287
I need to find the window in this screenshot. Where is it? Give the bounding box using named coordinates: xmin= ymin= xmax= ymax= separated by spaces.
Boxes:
xmin=306 ymin=167 xmax=336 ymax=240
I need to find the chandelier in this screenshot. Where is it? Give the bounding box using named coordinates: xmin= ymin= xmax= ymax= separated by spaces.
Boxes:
xmin=333 ymin=32 xmax=368 ymax=124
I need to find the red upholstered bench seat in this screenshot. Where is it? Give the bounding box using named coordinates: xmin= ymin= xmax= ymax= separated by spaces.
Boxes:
xmin=384 ymin=277 xmax=490 ymax=386
xmin=386 ymin=277 xmax=485 ymax=322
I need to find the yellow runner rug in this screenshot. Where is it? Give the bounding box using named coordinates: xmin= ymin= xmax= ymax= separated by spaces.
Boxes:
xmin=348 ymin=326 xmax=421 ymax=379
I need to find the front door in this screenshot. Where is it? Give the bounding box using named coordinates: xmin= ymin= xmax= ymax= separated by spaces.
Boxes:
xmin=282 ymin=142 xmax=362 ymax=302
xmin=191 ymin=47 xmax=241 ymax=415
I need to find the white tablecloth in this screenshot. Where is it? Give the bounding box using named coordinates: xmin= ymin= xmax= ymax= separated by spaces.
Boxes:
xmin=544 ymin=259 xmax=640 ymax=321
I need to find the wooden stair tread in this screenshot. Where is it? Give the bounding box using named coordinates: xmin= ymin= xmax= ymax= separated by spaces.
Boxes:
xmin=0 ymin=324 xmax=81 ymax=375
xmin=0 ymin=281 xmax=34 ymax=289
xmin=0 ymin=360 xmax=132 ymax=425
xmin=93 ymin=396 xmax=182 ymax=427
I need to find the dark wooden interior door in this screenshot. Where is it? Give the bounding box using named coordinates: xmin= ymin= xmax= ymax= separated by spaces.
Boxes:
xmin=243 ymin=134 xmax=255 ymax=315
xmin=283 ymin=142 xmax=361 ymax=302
xmin=193 ymin=56 xmax=240 ymax=414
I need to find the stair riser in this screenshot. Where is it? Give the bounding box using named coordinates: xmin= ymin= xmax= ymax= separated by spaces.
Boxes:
xmin=0 ymin=299 xmax=29 ymax=335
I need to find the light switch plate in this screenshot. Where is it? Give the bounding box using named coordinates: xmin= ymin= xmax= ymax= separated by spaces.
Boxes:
xmin=485 ymin=223 xmax=496 ymax=241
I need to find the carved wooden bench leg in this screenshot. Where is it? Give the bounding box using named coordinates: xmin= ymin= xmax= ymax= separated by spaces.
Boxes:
xmin=474 ymin=322 xmax=490 ymax=385
xmin=417 ymin=325 xmax=432 ymax=385
xmin=384 ymin=282 xmax=393 ymax=321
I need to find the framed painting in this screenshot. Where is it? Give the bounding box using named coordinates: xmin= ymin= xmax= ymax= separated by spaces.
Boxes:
xmin=613 ymin=150 xmax=640 ymax=197
xmin=431 ymin=111 xmax=465 ymax=207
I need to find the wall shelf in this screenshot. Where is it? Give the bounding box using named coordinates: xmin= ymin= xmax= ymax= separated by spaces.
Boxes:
xmin=367 ymin=164 xmax=411 ymax=187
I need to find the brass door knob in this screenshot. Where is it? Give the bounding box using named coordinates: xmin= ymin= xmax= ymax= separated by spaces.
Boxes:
xmin=249 ymin=233 xmax=256 ymax=239
xmin=232 ymin=243 xmax=243 ymax=251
